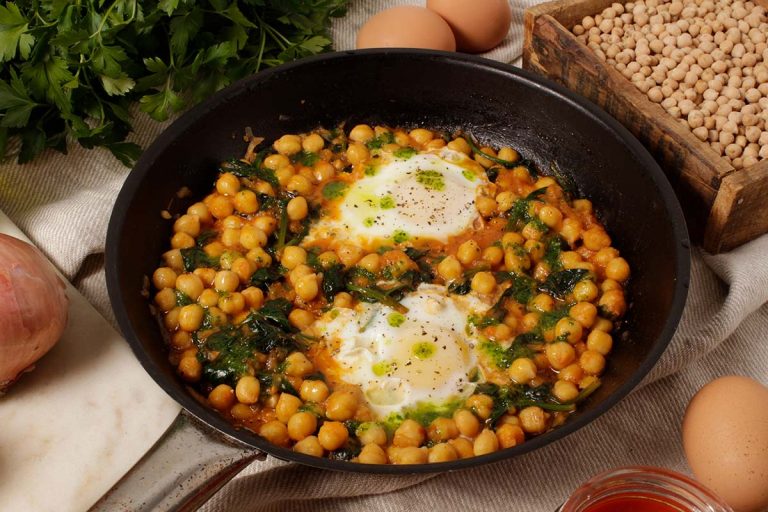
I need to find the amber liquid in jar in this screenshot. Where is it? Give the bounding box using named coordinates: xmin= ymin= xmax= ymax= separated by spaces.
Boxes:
xmin=560 ymin=467 xmax=733 ymax=512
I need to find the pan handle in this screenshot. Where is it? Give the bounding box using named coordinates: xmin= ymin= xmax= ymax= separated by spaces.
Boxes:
xmin=89 ymin=409 xmax=265 ymax=512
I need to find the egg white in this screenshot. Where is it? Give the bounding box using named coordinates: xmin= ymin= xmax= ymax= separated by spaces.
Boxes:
xmin=314 ymin=284 xmax=491 ymax=419
xmin=305 ymin=148 xmax=486 ymax=248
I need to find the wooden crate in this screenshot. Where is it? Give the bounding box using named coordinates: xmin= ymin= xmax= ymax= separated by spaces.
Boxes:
xmin=524 ymin=0 xmax=768 ymax=253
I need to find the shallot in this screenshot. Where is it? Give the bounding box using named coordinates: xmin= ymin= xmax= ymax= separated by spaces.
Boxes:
xmin=0 ymin=234 xmax=68 ymax=393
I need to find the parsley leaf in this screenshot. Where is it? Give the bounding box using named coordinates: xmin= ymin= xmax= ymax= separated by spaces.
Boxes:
xmin=0 ymin=0 xmax=348 ymax=164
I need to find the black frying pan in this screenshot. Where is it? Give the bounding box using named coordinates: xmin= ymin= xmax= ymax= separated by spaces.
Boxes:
xmin=102 ymin=49 xmax=690 ymax=509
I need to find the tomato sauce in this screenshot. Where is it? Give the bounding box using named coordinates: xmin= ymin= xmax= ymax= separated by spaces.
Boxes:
xmin=583 ymin=494 xmax=689 ymax=512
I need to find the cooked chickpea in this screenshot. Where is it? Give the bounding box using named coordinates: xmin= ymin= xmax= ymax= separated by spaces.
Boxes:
xmin=357 ymin=253 xmax=381 ymax=274
xmin=553 ymin=380 xmax=580 ymax=402
xmin=358 ymin=443 xmax=388 ymax=464
xmin=456 ymin=240 xmax=482 ymax=265
xmin=264 ymin=154 xmax=290 ymax=170
xmin=428 ymin=443 xmax=459 ymax=463
xmin=232 ymin=190 xmax=258 ymax=214
xmin=281 ymin=246 xmax=307 ymax=270
xmin=336 ymin=243 xmax=365 ymax=267
xmin=428 ymin=417 xmax=459 ymax=442
xmin=573 ymin=280 xmax=599 ymax=302
xmin=259 ymin=420 xmax=290 ymax=446
xmin=452 ymin=409 xmax=481 ymax=438
xmin=286 ymin=174 xmax=312 ymax=196
xmin=580 ymin=350 xmax=607 ymax=375
xmin=187 ymin=202 xmax=212 ymax=224
xmin=583 ymin=227 xmax=611 ymax=250
xmin=163 ymin=249 xmax=184 ymax=272
xmin=284 ymin=352 xmax=314 ymax=377
xmin=466 ymin=394 xmax=494 ymax=420
xmin=274 ymin=134 xmax=302 ymax=155
xmin=471 ymin=271 xmax=496 ymax=294
xmin=214 ymin=270 xmax=239 ymax=292
xmin=178 ymin=356 xmax=202 ymax=382
xmin=216 ymin=173 xmax=240 ymax=196
xmin=288 ymin=412 xmax=318 ymax=441
xmin=496 ymin=423 xmax=525 ymax=449
xmin=476 ymin=196 xmax=498 ymax=217
xmin=241 ymin=286 xmax=264 ymax=309
xmin=482 ymin=246 xmax=504 ymax=266
xmin=171 ymin=232 xmax=195 ymax=249
xmin=197 ymin=288 xmax=219 ymax=308
xmin=409 ymin=128 xmax=434 ymax=145
xmin=546 ymin=342 xmax=577 ymax=370
xmin=333 ymin=291 xmax=353 ymax=308
xmin=170 ymin=331 xmax=192 ymax=350
xmin=530 ymin=293 xmax=555 ymax=313
xmin=209 ymin=384 xmax=235 ymax=411
xmin=153 ymin=267 xmax=177 ymax=290
xmin=570 ymin=302 xmax=598 ymax=328
xmin=447 ymin=137 xmax=471 ymax=155
xmin=437 ymin=255 xmax=463 ymax=281
xmin=346 ymin=142 xmax=369 ymax=164
xmin=473 ymin=429 xmax=500 ymax=456
xmin=389 ymin=446 xmax=428 ymax=464
xmin=318 ymin=421 xmax=349 ymax=451
xmin=325 ymin=391 xmax=358 ymax=421
xmin=302 ymin=133 xmax=325 ymax=153
xmin=357 ymin=422 xmax=388 ymax=446
xmin=218 ymin=292 xmax=245 ymax=315
xmin=508 ymin=357 xmax=538 ymax=384
xmin=587 ymin=330 xmax=613 ymax=355
xmin=289 ymin=308 xmax=315 ymax=331
xmin=538 ymin=205 xmax=563 ymax=229
xmin=599 ymin=289 xmax=627 ymax=317
xmin=519 ymin=406 xmax=548 ymax=434
xmin=174 ymin=214 xmax=201 ymax=238
xmin=208 ymin=195 xmax=234 ymax=219
xmin=161 ymin=300 xmax=184 ymax=324
xmin=294 ymin=435 xmax=324 ymax=457
xmin=555 ymin=317 xmax=584 ymax=344
xmin=605 ymin=257 xmax=630 ymax=281
xmin=300 ymin=380 xmax=329 ymax=403
xmin=235 ymin=376 xmax=261 ymax=404
xmin=560 ymin=363 xmax=584 ymax=384
xmin=178 ymin=304 xmax=204 ymax=331
xmin=294 ymin=274 xmax=319 ymax=302
xmin=393 ymin=419 xmax=426 ymax=448
xmin=349 ymin=124 xmax=375 ymax=143
xmin=276 ymin=393 xmax=303 ymax=423
xmin=286 ymin=196 xmax=308 ymax=221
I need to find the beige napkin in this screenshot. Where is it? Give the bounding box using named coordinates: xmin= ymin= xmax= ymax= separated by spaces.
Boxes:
xmin=1 ymin=1 xmax=766 ymax=510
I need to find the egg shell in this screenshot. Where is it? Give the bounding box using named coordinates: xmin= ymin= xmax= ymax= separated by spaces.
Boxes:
xmin=427 ymin=0 xmax=512 ymax=53
xmin=682 ymin=375 xmax=768 ymax=512
xmin=356 ymin=6 xmax=456 ymax=51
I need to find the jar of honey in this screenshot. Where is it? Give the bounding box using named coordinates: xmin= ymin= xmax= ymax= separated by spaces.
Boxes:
xmin=559 ymin=466 xmax=733 ymax=512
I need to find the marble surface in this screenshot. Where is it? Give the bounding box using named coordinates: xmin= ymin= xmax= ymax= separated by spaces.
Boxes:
xmin=0 ymin=210 xmax=180 ymax=511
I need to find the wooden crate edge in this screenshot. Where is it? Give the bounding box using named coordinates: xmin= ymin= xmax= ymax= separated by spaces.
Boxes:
xmin=705 ymin=160 xmax=768 ymax=252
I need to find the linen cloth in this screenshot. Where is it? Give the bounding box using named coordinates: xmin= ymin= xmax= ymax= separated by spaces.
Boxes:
xmin=0 ymin=1 xmax=766 ymax=510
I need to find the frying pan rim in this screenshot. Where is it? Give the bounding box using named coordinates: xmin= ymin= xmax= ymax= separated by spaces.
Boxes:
xmin=106 ymin=48 xmax=691 ymax=474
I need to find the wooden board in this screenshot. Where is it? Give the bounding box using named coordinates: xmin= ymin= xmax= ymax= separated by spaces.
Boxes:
xmin=524 ymin=0 xmax=768 ymax=252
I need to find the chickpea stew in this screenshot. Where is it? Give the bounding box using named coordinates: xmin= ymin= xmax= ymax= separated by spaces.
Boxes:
xmin=151 ymin=125 xmax=630 ymax=465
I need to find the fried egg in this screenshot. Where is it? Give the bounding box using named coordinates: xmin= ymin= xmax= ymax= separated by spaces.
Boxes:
xmin=305 ymin=148 xmax=487 ymax=248
xmin=313 ymin=284 xmax=491 ymax=419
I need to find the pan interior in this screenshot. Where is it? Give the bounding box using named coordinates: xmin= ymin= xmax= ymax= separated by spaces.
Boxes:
xmin=107 ymin=50 xmax=689 ymax=473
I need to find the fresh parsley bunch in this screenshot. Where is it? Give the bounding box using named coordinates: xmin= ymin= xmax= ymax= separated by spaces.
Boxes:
xmin=0 ymin=0 xmax=347 ymax=165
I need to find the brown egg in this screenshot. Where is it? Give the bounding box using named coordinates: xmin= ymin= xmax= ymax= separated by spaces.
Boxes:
xmin=682 ymin=376 xmax=768 ymax=512
xmin=427 ymin=0 xmax=511 ymax=53
xmin=356 ymin=6 xmax=456 ymax=51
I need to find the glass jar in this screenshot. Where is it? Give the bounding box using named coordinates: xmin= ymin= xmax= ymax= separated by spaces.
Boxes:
xmin=559 ymin=466 xmax=733 ymax=512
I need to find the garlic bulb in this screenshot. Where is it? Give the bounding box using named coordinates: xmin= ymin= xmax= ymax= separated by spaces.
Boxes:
xmin=0 ymin=234 xmax=68 ymax=393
